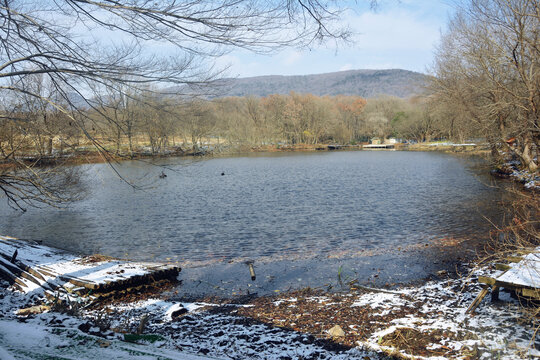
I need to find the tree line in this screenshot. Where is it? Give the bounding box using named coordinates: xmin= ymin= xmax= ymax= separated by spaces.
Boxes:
xmin=0 ymin=0 xmax=353 ymax=209
xmin=3 ymin=86 xmax=455 ymax=159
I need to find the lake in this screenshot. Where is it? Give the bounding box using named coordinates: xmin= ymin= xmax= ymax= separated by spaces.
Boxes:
xmin=0 ymin=151 xmax=506 ymax=296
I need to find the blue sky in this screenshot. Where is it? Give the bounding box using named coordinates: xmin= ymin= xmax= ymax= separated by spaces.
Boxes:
xmin=216 ymin=0 xmax=454 ymax=77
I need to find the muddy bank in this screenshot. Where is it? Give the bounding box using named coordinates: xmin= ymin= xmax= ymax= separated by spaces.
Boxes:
xmin=0 ymin=142 xmax=494 ymax=177
xmin=0 ymin=143 xmax=366 ymax=168
xmin=407 ymin=143 xmax=491 ymax=155
xmin=175 ymin=237 xmax=482 ymax=299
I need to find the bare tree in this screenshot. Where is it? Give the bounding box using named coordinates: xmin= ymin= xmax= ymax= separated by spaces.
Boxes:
xmin=431 ymin=0 xmax=539 ymax=171
xmin=0 ymin=0 xmax=354 ymax=209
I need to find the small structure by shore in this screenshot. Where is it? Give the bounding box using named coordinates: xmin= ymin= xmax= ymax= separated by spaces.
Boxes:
xmin=467 ymin=247 xmax=540 ymax=314
xmin=362 ymin=137 xmax=397 ymax=150
xmin=362 ymin=143 xmax=395 ymax=149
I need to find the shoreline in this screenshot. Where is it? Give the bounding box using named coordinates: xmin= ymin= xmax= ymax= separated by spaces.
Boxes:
xmin=1 ymin=239 xmax=537 ymax=359
xmin=1 ymin=141 xmax=492 ymax=168
xmin=167 ymin=234 xmax=488 ymax=299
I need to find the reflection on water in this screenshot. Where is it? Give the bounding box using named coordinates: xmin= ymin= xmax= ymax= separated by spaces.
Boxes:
xmin=0 ymin=151 xmax=504 ymax=266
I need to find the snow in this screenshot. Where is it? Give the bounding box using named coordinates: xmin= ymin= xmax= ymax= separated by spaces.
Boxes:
xmin=0 ymin=345 xmax=16 ymax=360
xmin=499 ymin=161 xmax=540 ymax=191
xmin=1 ymin=266 xmax=538 ymax=359
xmin=426 ymin=142 xmax=477 ymax=147
xmin=354 ymin=276 xmax=538 ymax=359
xmin=0 ymin=319 xmax=214 ymax=360
xmin=497 ymin=250 xmax=540 ymax=287
xmin=351 ymin=292 xmax=407 ymax=309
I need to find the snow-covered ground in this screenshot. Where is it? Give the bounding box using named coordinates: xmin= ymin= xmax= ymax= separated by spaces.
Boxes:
xmin=1 ymin=264 xmax=538 ymax=360
xmin=0 ymin=282 xmax=379 ymax=359
xmin=497 ymin=159 xmax=540 ymax=190
xmin=237 ymin=269 xmax=539 ymax=359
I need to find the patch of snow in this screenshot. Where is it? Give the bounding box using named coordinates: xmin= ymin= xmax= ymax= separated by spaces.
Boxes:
xmin=0 ymin=346 xmax=16 ymax=360
xmin=352 ymin=292 xmax=408 ymax=309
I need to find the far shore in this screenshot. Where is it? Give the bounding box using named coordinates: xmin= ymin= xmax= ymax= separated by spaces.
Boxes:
xmin=0 ymin=141 xmax=492 ymax=169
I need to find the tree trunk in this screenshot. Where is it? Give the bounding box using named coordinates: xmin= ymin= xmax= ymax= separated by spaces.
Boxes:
xmin=47 ymin=137 xmax=53 ymax=156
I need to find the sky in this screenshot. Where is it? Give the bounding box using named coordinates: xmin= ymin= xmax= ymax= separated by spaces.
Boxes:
xmin=215 ymin=0 xmax=455 ymax=78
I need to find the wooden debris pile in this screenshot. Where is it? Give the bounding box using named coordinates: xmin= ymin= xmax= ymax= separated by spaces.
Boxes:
xmin=0 ymin=236 xmax=180 ymax=304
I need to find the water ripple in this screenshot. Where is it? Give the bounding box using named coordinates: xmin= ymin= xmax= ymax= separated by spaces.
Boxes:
xmin=0 ymin=151 xmax=504 ymax=265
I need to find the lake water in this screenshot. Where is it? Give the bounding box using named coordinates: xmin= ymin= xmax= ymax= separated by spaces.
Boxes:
xmin=0 ymin=151 xmax=506 ymax=295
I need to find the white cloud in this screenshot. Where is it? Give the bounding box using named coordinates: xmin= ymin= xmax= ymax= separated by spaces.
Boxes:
xmin=282 ymin=51 xmax=303 ymax=66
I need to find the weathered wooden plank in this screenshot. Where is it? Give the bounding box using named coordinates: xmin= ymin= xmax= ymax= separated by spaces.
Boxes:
xmin=0 ymin=257 xmax=49 ymax=289
xmin=495 ymin=263 xmax=512 ymax=271
xmin=0 ymin=236 xmax=181 ymax=300
xmin=18 ymin=264 xmax=46 ymax=282
xmin=34 ymin=266 xmax=56 ymax=277
xmin=485 ymin=278 xmax=537 ymax=293
xmin=0 ymin=263 xmax=21 ymax=285
xmin=521 ymin=288 xmax=540 ymax=299
xmin=466 ymin=286 xmax=490 ymax=314
xmin=63 ymin=277 xmax=99 ymax=290
xmin=14 ymin=277 xmax=29 ymax=288
xmin=478 ymin=276 xmax=496 ymax=286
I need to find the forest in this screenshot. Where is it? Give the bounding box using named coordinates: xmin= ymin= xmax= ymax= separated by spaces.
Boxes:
xmin=0 ymin=88 xmax=449 ymax=159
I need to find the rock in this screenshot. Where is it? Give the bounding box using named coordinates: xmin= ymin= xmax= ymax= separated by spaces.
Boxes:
xmin=171 ymin=307 xmax=188 ymax=319
xmin=98 ymin=340 xmax=111 ymax=348
xmin=78 ymin=322 xmax=91 ymax=332
xmin=436 ymin=270 xmax=448 ymax=277
xmin=327 ymin=325 xmax=345 ymax=338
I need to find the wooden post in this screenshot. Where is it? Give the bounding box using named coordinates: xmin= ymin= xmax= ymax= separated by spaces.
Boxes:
xmin=137 ymin=315 xmax=149 ymax=335
xmin=466 ymin=286 xmax=490 ymax=314
xmin=248 ymin=263 xmax=256 ymax=281
xmin=10 ymin=249 xmax=17 ymax=263
xmin=491 ymin=286 xmax=500 ymax=302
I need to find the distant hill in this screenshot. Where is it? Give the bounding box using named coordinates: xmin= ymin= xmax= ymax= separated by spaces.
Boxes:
xmin=212 ymin=69 xmax=429 ymax=99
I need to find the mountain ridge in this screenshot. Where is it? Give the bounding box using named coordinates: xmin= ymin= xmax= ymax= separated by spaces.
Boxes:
xmin=212 ymin=68 xmax=429 ymax=98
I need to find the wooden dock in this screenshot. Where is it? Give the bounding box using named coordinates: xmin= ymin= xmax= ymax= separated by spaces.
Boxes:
xmin=362 ymin=144 xmax=395 ymax=149
xmin=466 ymin=247 xmax=540 ymax=314
xmin=0 ymin=236 xmax=180 ymax=302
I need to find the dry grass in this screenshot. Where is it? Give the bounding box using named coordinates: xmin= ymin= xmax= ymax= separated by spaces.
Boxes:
xmin=379 ymin=327 xmax=458 ymax=358
xmin=480 ymin=188 xmax=539 ymax=266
